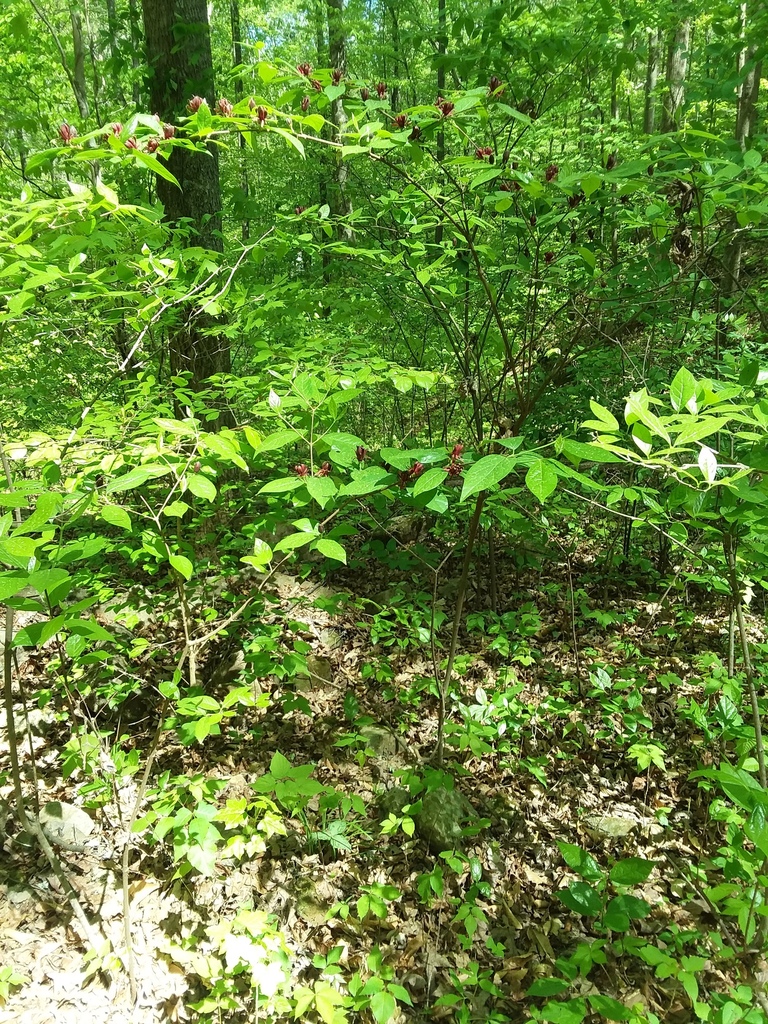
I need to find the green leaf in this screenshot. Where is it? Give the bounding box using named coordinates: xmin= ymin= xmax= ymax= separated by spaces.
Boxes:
xmin=254 ymin=428 xmax=301 ymax=454
xmin=609 ymin=858 xmax=655 ymax=886
xmin=259 ymin=477 xmax=303 ymax=494
xmin=187 ymin=473 xmax=217 ymax=502
xmin=100 ymin=505 xmax=132 ymax=531
xmin=315 ymin=538 xmax=347 ymax=563
xmin=169 ymin=554 xmax=193 ymax=580
xmin=539 ymin=997 xmax=587 ymax=1023
xmin=558 ymin=843 xmax=603 ymax=881
xmin=558 ymin=882 xmax=602 ymax=916
xmin=66 ymin=618 xmax=114 ymax=642
xmin=527 ymin=978 xmax=571 ymax=997
xmin=274 ymin=532 xmax=315 ymax=553
xmin=413 ymin=467 xmax=447 ymax=496
xmin=306 ymin=475 xmax=338 ymax=508
xmin=587 ymin=994 xmax=631 ymax=1021
xmin=525 ymin=459 xmax=558 ymax=503
xmin=270 ymin=125 xmax=305 ymax=158
xmin=584 ymin=400 xmax=619 ymax=433
xmin=340 ymin=467 xmax=392 ymax=496
xmin=107 ymin=465 xmax=170 ymax=493
xmin=0 ymin=572 xmax=28 ymax=601
xmin=746 ymin=805 xmax=768 ymax=859
xmin=460 ymin=455 xmax=515 ymax=501
xmin=670 ymin=367 xmax=697 ymax=413
xmin=313 ymin=981 xmax=347 ymax=1024
xmin=370 ymin=990 xmax=396 ymax=1024
xmin=559 ymin=440 xmax=623 ymax=465
xmin=163 ymin=501 xmax=191 ymax=518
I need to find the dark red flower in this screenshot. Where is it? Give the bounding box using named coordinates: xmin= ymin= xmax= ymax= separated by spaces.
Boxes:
xmin=317 ymin=462 xmax=332 ymax=477
xmin=216 ymin=97 xmax=233 ymax=116
xmin=331 ymin=68 xmax=343 ymax=85
xmin=397 ymin=470 xmax=410 ymax=489
xmin=502 ymin=149 xmax=511 ymax=165
xmin=248 ymin=98 xmax=256 ymax=110
xmin=488 ymin=75 xmax=503 ymax=96
xmin=450 ymin=443 xmax=464 ymax=461
xmin=606 ymin=151 xmax=618 ymax=171
xmin=376 ymin=81 xmax=387 ymax=99
xmin=545 ymin=163 xmax=559 ymax=182
xmin=570 ymin=230 xmax=577 ymax=244
xmin=446 ymin=460 xmax=463 ymax=477
xmin=187 ymin=95 xmax=205 ymax=113
xmin=58 ymin=122 xmax=77 ymax=143
xmin=475 ymin=145 xmax=494 ymax=161
xmin=408 ymin=124 xmax=421 ymax=142
xmin=360 ymin=87 xmax=370 ymax=101
xmin=587 ymin=228 xmax=595 ymax=241
xmin=294 ymin=205 xmax=307 ymax=215
xmin=310 ymin=78 xmax=323 ymax=92
xmin=410 ymin=462 xmax=425 ymax=479
xmin=392 ymin=113 xmax=408 ymax=129
xmin=256 ymin=105 xmax=268 ymax=125
xmin=297 ymin=62 xmax=313 ymax=77
xmin=530 ymin=213 xmax=537 ymax=226
xmin=301 ymin=95 xmax=310 ymax=112
xmin=294 ymin=463 xmax=310 ymax=477
xmin=545 ymin=250 xmax=555 ymax=264
xmin=356 ymin=446 xmax=368 ymax=463
xmin=125 ymin=137 xmax=138 ymax=149
xmin=163 ymin=123 xmax=176 ymax=139
xmin=436 ymin=98 xmax=454 ymax=117
xmin=647 ymin=164 xmax=655 ymax=177
xmin=146 ymin=137 xmax=159 ymax=153
xmin=568 ymin=193 xmax=583 ymax=208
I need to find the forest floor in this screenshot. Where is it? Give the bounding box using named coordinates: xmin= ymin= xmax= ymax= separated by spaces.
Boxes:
xmin=0 ymin=543 xmax=761 ymax=1023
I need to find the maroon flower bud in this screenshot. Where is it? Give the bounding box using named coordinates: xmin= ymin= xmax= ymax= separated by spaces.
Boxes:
xmin=356 ymin=446 xmax=368 ymax=463
xmin=529 ymin=213 xmax=537 ymax=226
xmin=587 ymin=228 xmax=595 ymax=241
xmin=360 ymin=87 xmax=370 ymax=101
xmin=450 ymin=443 xmax=464 ymax=461
xmin=397 ymin=470 xmax=410 ymax=488
xmin=513 ymin=181 xmax=522 ymax=191
xmin=310 ymin=78 xmax=323 ymax=92
xmin=446 ymin=460 xmax=463 ymax=477
xmin=568 ymin=193 xmax=583 ymax=208
xmin=393 ymin=113 xmax=408 ymax=129
xmin=187 ymin=95 xmax=205 ymax=113
xmin=436 ymin=98 xmax=454 ymax=117
xmin=317 ymin=462 xmax=332 ymax=477
xmin=216 ymin=97 xmax=233 ymax=116
xmin=570 ymin=230 xmax=577 ymax=244
xmin=248 ymin=97 xmax=256 ymax=110
xmin=331 ymin=68 xmax=343 ymax=85
xmin=194 ymin=461 xmax=201 ymax=473
xmin=512 ymin=161 xmax=519 ymax=170
xmin=256 ymin=105 xmax=268 ymax=125
xmin=146 ymin=137 xmax=159 ymax=153
xmin=58 ymin=122 xmax=77 ymax=144
xmin=125 ymin=137 xmax=138 ymax=149
xmin=410 ymin=462 xmax=425 ymax=479
xmin=163 ymin=123 xmax=176 ymax=139
xmin=297 ymin=62 xmax=312 ymax=77
xmin=488 ymin=75 xmax=503 ymax=96
xmin=620 ymin=194 xmax=631 ymax=206
xmin=294 ymin=205 xmax=307 ymax=215
xmin=110 ymin=122 xmax=123 ymax=136
xmin=502 ymin=149 xmax=511 ymax=165
xmin=545 ymin=163 xmax=559 ymax=182
xmin=498 ymin=181 xmax=513 ymax=192
xmin=294 ymin=463 xmax=310 ymax=477
xmin=376 ymin=81 xmax=387 ymax=99
xmin=544 ymin=250 xmax=555 ymax=264
xmin=301 ymin=95 xmax=310 ymax=112
xmin=606 ymin=151 xmax=618 ymax=171
xmin=408 ymin=124 xmax=421 ymax=142
xmin=647 ymin=164 xmax=655 ymax=177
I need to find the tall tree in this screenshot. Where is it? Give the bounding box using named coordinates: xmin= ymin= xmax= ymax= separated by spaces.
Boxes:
xmin=643 ymin=28 xmax=659 ymax=134
xmin=327 ymin=0 xmax=352 ymax=237
xmin=660 ymin=18 xmax=690 ymax=132
xmin=141 ymin=0 xmax=230 ymax=383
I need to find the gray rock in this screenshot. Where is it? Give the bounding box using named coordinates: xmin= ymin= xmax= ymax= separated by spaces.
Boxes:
xmin=38 ymin=801 xmax=95 ymax=851
xmin=582 ymin=811 xmax=636 ymax=841
xmin=360 ymin=726 xmax=398 ymax=757
xmin=378 ymin=785 xmax=474 ymax=852
xmin=209 ymin=648 xmax=246 ymax=687
xmin=418 ymin=788 xmax=473 ymax=853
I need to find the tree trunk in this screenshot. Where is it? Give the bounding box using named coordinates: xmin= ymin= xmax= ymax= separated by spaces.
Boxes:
xmin=104 ymin=0 xmax=128 ymax=104
xmin=716 ymin=4 xmax=761 ymax=356
xmin=141 ymin=0 xmax=230 ymax=383
xmin=128 ymin=0 xmax=142 ymax=106
xmin=660 ymin=19 xmax=690 ymax=132
xmin=230 ymin=0 xmax=250 ymax=242
xmin=327 ymin=0 xmax=352 ymax=238
xmin=643 ymin=28 xmax=658 ymax=134
xmin=69 ymin=6 xmax=91 ymax=120
xmin=434 ymin=0 xmax=446 ymax=245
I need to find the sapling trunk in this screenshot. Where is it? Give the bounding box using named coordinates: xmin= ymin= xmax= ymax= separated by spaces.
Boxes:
xmin=435 ymin=492 xmax=485 ymax=764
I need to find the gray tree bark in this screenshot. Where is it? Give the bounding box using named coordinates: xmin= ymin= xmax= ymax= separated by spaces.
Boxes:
xmin=141 ymin=0 xmax=230 ymax=382
xmin=660 ymin=19 xmax=690 ymax=132
xmin=643 ymin=28 xmax=658 ymax=133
